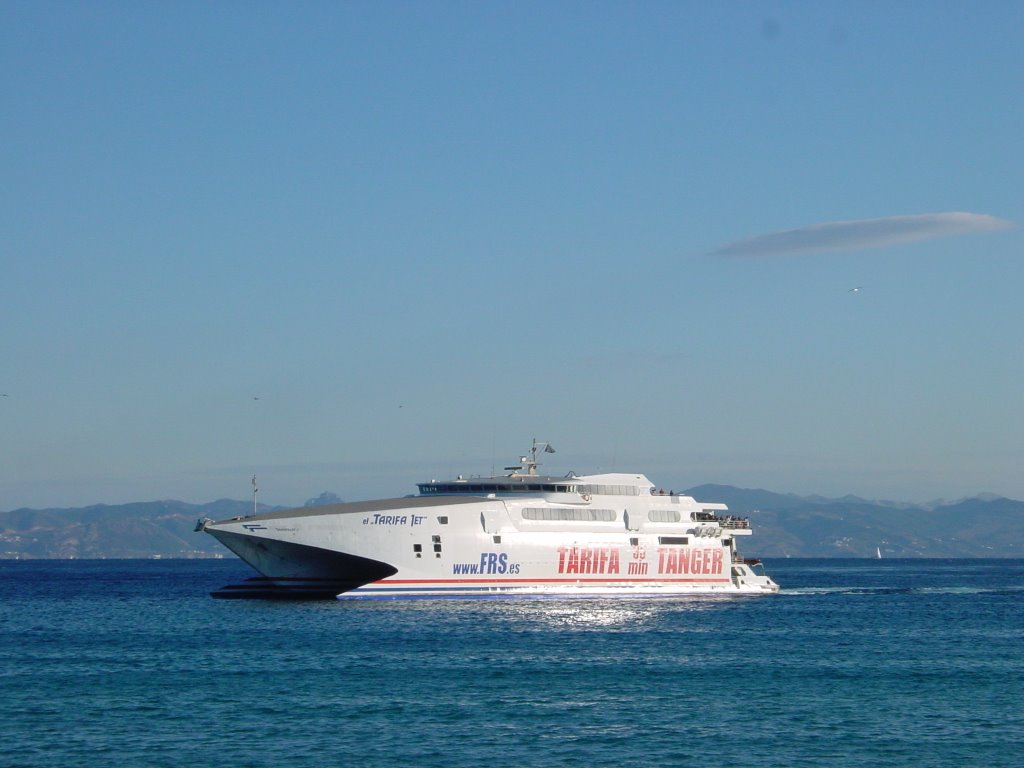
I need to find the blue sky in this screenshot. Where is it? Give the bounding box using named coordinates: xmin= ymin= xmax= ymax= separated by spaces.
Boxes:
xmin=2 ymin=1 xmax=1021 ymax=509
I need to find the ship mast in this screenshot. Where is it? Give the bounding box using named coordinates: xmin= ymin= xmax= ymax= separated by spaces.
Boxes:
xmin=526 ymin=438 xmax=555 ymax=476
xmin=502 ymin=439 xmax=555 ymax=476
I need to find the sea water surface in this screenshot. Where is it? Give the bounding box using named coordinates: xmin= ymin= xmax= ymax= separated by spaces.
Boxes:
xmin=1 ymin=559 xmax=1022 ymax=767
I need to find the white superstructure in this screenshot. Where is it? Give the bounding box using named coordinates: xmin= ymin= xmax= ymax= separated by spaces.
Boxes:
xmin=198 ymin=442 xmax=778 ymax=598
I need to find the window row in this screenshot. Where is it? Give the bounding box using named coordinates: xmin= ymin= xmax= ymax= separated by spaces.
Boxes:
xmin=578 ymin=484 xmax=640 ymax=496
xmin=521 ymin=507 xmax=618 ymax=522
xmin=419 ymin=483 xmax=577 ymax=494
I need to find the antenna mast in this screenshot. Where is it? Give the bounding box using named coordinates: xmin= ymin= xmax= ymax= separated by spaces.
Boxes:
xmin=527 ymin=438 xmax=555 ymax=476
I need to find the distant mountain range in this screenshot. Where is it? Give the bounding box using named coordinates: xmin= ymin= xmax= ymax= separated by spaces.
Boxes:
xmin=1 ymin=487 xmax=1021 ymax=559
xmin=683 ymin=485 xmax=1024 ymax=558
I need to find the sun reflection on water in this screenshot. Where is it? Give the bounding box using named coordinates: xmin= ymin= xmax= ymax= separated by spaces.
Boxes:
xmin=500 ymin=596 xmax=732 ymax=630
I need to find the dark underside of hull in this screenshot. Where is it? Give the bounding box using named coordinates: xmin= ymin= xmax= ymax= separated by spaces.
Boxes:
xmin=210 ymin=576 xmax=358 ymax=600
xmin=209 ymin=533 xmax=397 ymax=599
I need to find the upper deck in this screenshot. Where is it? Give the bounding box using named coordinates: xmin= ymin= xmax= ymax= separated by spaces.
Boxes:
xmin=417 ymin=472 xmax=652 ymax=498
xmin=414 ymin=441 xmax=752 ymax=530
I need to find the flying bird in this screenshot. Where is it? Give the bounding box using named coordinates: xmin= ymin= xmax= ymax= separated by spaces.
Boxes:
xmin=848 ymin=286 xmax=862 ymax=293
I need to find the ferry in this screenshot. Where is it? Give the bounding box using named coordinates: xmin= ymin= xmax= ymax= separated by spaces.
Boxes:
xmin=197 ymin=441 xmax=778 ymax=599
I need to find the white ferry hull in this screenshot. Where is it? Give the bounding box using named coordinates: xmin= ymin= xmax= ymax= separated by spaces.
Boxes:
xmin=202 ymin=489 xmax=778 ymax=599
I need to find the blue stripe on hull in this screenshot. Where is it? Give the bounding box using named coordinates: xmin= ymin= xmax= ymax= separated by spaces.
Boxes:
xmin=337 ymin=585 xmax=740 ymax=600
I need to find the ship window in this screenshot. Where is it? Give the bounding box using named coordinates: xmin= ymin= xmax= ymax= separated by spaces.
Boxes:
xmin=432 ymin=535 xmax=441 ymax=543
xmin=493 ymin=535 xmax=501 ymax=544
xmin=522 ymin=507 xmax=617 ymax=522
xmin=578 ymin=484 xmax=640 ymax=496
xmin=435 ymin=552 xmax=441 ymax=558
xmin=437 ymin=516 xmax=448 ymax=525
xmin=649 ymin=509 xmax=681 ymax=523
xmin=629 ymin=537 xmax=639 ymax=546
xmin=413 ymin=544 xmax=422 ymax=552
xmin=658 ymin=536 xmax=689 ymax=545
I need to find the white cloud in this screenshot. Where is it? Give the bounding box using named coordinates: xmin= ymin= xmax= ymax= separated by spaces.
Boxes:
xmin=711 ymin=212 xmax=1014 ymax=257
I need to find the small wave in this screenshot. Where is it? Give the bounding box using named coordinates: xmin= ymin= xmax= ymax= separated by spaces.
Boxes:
xmin=780 ymin=587 xmax=910 ymax=596
xmin=781 ymin=585 xmax=1021 ymax=597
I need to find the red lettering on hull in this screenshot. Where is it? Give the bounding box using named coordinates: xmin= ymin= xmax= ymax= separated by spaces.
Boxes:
xmin=556 ymin=546 xmax=622 ymax=575
xmin=557 ymin=546 xmax=722 ymax=576
xmin=656 ymin=548 xmax=724 ymax=576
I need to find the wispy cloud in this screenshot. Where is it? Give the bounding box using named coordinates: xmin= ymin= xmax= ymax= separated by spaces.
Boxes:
xmin=711 ymin=212 xmax=1014 ymax=257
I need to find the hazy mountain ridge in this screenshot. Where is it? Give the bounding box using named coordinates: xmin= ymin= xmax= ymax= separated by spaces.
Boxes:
xmin=1 ymin=488 xmax=1021 ymax=559
xmin=684 ymin=485 xmax=1024 ymax=557
xmin=0 ymin=495 xmax=334 ymax=559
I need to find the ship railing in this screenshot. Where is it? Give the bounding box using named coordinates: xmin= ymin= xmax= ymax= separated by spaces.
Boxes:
xmin=718 ymin=517 xmax=750 ymax=529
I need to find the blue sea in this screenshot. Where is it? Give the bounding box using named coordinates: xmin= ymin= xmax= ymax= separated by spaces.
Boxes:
xmin=1 ymin=559 xmax=1022 ymax=768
